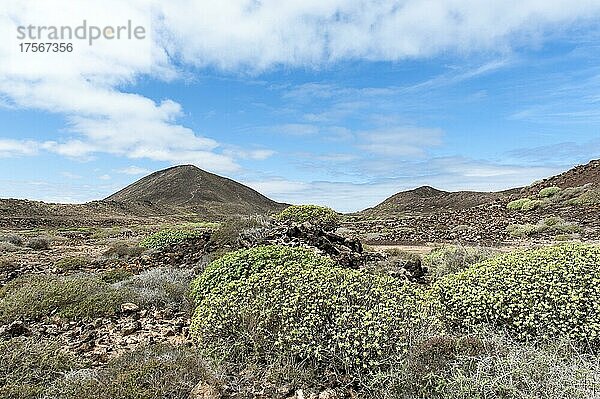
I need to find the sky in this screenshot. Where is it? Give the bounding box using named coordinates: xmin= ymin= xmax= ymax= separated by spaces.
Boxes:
xmin=0 ymin=1 xmax=599 ymax=212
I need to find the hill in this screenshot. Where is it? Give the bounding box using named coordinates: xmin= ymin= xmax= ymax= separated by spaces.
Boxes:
xmin=106 ymin=165 xmax=286 ymax=216
xmin=0 ymin=165 xmax=286 ymax=227
xmin=525 ymin=159 xmax=600 ymax=193
xmin=350 ymin=160 xmax=600 ymax=244
xmin=361 ymin=185 xmax=513 ymax=215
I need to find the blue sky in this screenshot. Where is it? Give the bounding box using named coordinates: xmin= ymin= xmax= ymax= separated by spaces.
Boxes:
xmin=0 ymin=1 xmax=599 ymax=212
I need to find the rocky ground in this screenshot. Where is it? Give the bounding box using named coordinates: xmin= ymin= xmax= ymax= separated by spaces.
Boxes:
xmin=346 ymin=199 xmax=600 ymax=245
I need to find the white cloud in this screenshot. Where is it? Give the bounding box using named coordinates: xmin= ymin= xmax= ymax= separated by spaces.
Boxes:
xmin=0 ymin=0 xmax=598 ymax=201
xmin=61 ymin=172 xmax=82 ymax=179
xmin=223 ymin=147 xmax=275 ymax=160
xmin=118 ymin=166 xmax=151 ymax=175
xmin=244 ymin=179 xmax=308 ymax=196
xmin=0 ymin=1 xmax=238 ymax=174
xmin=357 ymin=127 xmax=444 ymax=157
xmin=274 ymin=123 xmax=320 ymax=136
xmin=0 ymin=139 xmax=39 ymax=157
xmin=159 ymin=0 xmax=600 ymax=70
xmin=99 ymin=174 xmax=111 ymax=180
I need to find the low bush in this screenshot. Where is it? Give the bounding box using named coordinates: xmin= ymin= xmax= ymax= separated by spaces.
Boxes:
xmin=539 ymin=186 xmax=561 ymax=197
xmin=522 ymin=198 xmax=545 ymax=211
xmin=434 ymin=244 xmax=600 ymax=344
xmin=116 ymin=268 xmax=194 ymax=312
xmin=507 ymin=223 xmax=540 ymax=237
xmin=556 ymin=185 xmax=587 ymax=202
xmin=0 ymin=234 xmax=23 ymax=246
xmin=54 ymin=256 xmax=90 ymax=271
xmin=139 ymin=229 xmax=207 ymax=250
xmin=0 ymin=242 xmax=19 ymax=252
xmin=101 ymin=268 xmax=134 ymax=283
xmin=274 ymin=205 xmax=339 ymax=229
xmin=507 ymin=217 xmax=580 ymax=238
xmin=46 ymin=344 xmax=210 ymax=399
xmin=397 ymin=328 xmax=600 ymax=399
xmin=103 ymin=242 xmax=144 ymax=259
xmin=0 ymin=336 xmax=83 ymax=399
xmin=570 ymin=188 xmax=600 ymax=206
xmin=191 ymin=262 xmax=430 ymax=382
xmin=0 ymin=274 xmax=132 ymax=323
xmin=506 ymin=198 xmax=531 ymax=211
xmin=190 ymin=245 xmax=335 ymax=304
xmin=423 ymin=245 xmax=497 ymax=280
xmin=407 ymin=334 xmax=489 ymax=395
xmin=26 ymin=237 xmax=50 ymax=250
xmin=506 ymin=197 xmax=545 ymax=211
xmin=209 ymin=216 xmax=270 ymax=252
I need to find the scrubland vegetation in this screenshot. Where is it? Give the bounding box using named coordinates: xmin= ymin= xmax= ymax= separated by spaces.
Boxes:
xmin=274 ymin=204 xmax=339 ymax=229
xmin=2 ymin=214 xmax=600 ymax=398
xmin=508 ymin=184 xmax=600 ymax=212
xmin=182 ymin=243 xmax=600 ymax=397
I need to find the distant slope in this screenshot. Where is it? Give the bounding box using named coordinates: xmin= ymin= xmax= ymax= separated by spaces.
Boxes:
xmin=361 ymin=159 xmax=600 ymax=216
xmin=526 ymin=159 xmax=600 ymax=193
xmin=106 ymin=165 xmax=286 ymax=216
xmin=362 ymin=185 xmax=512 ymax=215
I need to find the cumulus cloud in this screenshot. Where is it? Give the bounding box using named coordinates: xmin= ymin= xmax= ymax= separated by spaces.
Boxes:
xmin=117 ymin=166 xmax=151 ymax=175
xmin=1 ymin=0 xmax=598 ymax=199
xmin=0 ymin=0 xmax=240 ymax=173
xmin=0 ymin=139 xmax=39 ymax=157
xmin=159 ymin=0 xmax=600 ymax=70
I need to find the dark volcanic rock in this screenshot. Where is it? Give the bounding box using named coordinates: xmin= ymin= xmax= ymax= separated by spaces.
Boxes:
xmin=239 ymin=222 xmax=366 ymax=268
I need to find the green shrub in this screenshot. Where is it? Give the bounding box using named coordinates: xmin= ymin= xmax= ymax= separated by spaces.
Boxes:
xmin=191 ymin=264 xmax=429 ymax=380
xmin=506 ymin=198 xmax=530 ymax=211
xmin=539 ymin=186 xmax=561 ymax=197
xmin=0 ymin=234 xmax=23 ymax=246
xmin=423 ymin=245 xmax=497 ymax=280
xmin=103 ymin=242 xmax=144 ymax=259
xmin=543 ymin=216 xmax=562 ymax=227
xmin=47 ymin=344 xmax=209 ymax=399
xmin=0 ymin=274 xmax=132 ymax=322
xmin=521 ymin=198 xmax=545 ymax=211
xmin=101 ymin=268 xmax=134 ymax=283
xmin=190 ymin=245 xmax=335 ymax=304
xmin=507 ymin=223 xmax=541 ymax=237
xmin=26 ymin=237 xmax=50 ymax=250
xmin=507 ymin=218 xmax=580 ymax=238
xmin=506 ymin=198 xmax=545 ymax=211
xmin=274 ymin=205 xmax=339 ymax=229
xmin=434 ymin=244 xmax=600 ymax=343
xmin=0 ymin=336 xmax=83 ymax=399
xmin=139 ymin=229 xmax=206 ymax=250
xmin=54 ymin=256 xmax=90 ymax=271
xmin=570 ymin=189 xmax=600 ymax=206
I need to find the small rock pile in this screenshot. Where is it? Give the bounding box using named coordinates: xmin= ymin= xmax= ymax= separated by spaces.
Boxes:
xmin=238 ymin=222 xmax=366 ymax=268
xmin=0 ymin=303 xmax=191 ymax=366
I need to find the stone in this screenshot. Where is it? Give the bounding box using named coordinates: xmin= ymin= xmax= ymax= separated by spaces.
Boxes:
xmin=121 ymin=321 xmax=140 ymax=336
xmin=120 ymin=302 xmax=140 ymax=313
xmin=318 ymin=389 xmax=338 ymax=399
xmin=0 ymin=320 xmax=29 ymax=337
xmin=189 ymin=382 xmax=220 ymax=399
